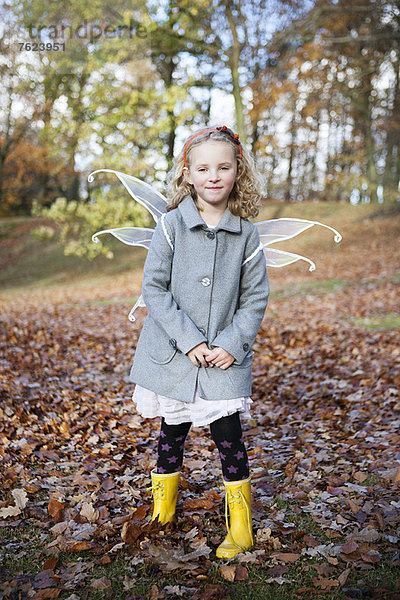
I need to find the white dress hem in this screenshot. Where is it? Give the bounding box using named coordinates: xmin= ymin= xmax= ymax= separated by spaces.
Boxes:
xmin=132 ymin=383 xmax=253 ymax=428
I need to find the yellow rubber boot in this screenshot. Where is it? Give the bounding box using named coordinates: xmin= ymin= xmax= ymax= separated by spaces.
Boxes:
xmin=216 ymin=476 xmax=254 ymax=559
xmin=150 ymin=468 xmax=180 ymax=524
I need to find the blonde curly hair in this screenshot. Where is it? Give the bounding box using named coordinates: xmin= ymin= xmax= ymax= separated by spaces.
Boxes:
xmin=166 ymin=126 xmax=263 ymax=219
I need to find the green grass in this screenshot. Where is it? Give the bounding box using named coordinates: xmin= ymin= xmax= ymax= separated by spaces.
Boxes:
xmin=0 ymin=222 xmax=20 ymax=238
xmin=0 ymin=522 xmax=48 ymax=575
xmin=270 ymin=278 xmax=349 ymax=299
xmin=0 ymin=218 xmax=147 ymax=291
xmin=60 ymin=296 xmax=139 ymax=309
xmin=256 ymin=200 xmax=381 ymax=223
xmin=269 ymin=273 xmax=400 ymax=301
xmin=345 ymin=313 xmax=400 ymax=330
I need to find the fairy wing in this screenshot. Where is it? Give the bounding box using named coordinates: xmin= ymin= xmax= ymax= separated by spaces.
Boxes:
xmin=91 ymin=227 xmax=153 ymax=322
xmin=92 ymin=227 xmax=154 ymax=247
xmin=262 ymin=248 xmax=316 ymax=271
xmin=256 ymin=218 xmax=342 ymax=271
xmin=88 ymin=169 xmax=168 ymax=321
xmin=87 ymin=169 xmax=167 ymax=222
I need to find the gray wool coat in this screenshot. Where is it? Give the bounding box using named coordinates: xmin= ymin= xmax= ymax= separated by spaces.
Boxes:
xmin=129 ymin=195 xmax=269 ymax=403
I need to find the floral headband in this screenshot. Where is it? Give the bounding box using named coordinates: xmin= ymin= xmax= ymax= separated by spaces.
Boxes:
xmin=183 ymin=125 xmax=242 ymax=168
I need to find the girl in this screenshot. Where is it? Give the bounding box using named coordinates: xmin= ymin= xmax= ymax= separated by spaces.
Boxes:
xmin=129 ymin=125 xmax=269 ymax=558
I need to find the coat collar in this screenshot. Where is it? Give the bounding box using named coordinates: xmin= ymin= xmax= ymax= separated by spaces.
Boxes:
xmin=178 ymin=195 xmax=242 ymax=233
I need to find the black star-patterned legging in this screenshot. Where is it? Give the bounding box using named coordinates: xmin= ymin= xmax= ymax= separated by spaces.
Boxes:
xmin=156 ymin=412 xmax=250 ymax=481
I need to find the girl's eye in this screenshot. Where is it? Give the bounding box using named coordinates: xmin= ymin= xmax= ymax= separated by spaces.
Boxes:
xmin=197 ymin=166 xmax=231 ymax=172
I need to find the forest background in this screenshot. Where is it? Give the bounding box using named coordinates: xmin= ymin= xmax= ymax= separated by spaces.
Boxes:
xmin=0 ymin=0 xmax=399 ymax=259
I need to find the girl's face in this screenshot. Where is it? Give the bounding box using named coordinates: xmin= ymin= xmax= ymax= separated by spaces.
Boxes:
xmin=185 ymin=141 xmax=237 ymax=212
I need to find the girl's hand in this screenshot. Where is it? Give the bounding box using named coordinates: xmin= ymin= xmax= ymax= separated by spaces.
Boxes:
xmin=187 ymin=342 xmax=213 ymax=367
xmin=206 ymin=347 xmax=235 ymax=370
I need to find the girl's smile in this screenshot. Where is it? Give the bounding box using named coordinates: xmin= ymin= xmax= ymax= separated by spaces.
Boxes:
xmin=185 ymin=141 xmax=237 ymax=216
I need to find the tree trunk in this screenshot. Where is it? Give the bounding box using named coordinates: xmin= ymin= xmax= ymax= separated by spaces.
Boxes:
xmin=286 ymin=101 xmax=297 ymax=202
xmin=383 ymin=49 xmax=400 ymax=200
xmin=224 ymin=2 xmax=247 ymax=144
xmin=360 ymin=70 xmax=378 ymax=201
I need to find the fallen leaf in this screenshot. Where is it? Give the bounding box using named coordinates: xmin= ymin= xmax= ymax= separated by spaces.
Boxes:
xmin=336 ymin=514 xmax=349 ymax=525
xmin=0 ymin=488 xmax=29 ymax=518
xmin=80 ymin=502 xmax=99 ymax=522
xmin=338 ymin=567 xmax=351 ymax=586
xmin=0 ymin=505 xmax=21 ymax=518
xmin=49 ymin=521 xmax=68 ymax=535
xmin=237 ymin=549 xmax=266 ymax=563
xmin=67 ymin=541 xmax=95 ymax=552
xmin=193 ymin=584 xmax=229 ymax=600
xmin=42 ymin=557 xmax=58 ymax=570
xmin=234 ymin=565 xmax=248 ymax=581
xmin=271 ymin=552 xmax=301 ymax=563
xmin=180 ymin=541 xmax=212 ymax=562
xmin=375 ymin=511 xmax=384 ymax=529
xmin=140 ymin=540 xmax=211 ymax=571
xmin=33 ymin=569 xmax=58 ymax=589
xmin=353 ymin=526 xmax=380 ymax=543
xmin=109 ymin=542 xmax=125 ymax=553
xmin=266 ymin=565 xmax=288 ymax=577
xmin=256 ymin=527 xmax=272 ymax=542
xmin=90 ymin=577 xmax=112 ymax=590
xmin=219 ymin=565 xmax=236 ymax=582
xmin=48 ymin=498 xmax=64 ymax=521
xmin=12 ymin=488 xmax=28 ymax=510
xmin=340 ymin=540 xmax=359 ymax=554
xmin=121 ymin=521 xmax=144 ymax=545
xmin=313 ymin=563 xmax=336 ymax=576
xmin=32 ymin=590 xmax=61 ymax=599
xmin=346 ymin=498 xmax=361 ymax=514
xmin=185 ymin=526 xmax=199 ymax=540
xmin=361 ymin=550 xmax=381 ymax=563
xmin=149 ymin=584 xmax=163 ymax=599
xmin=264 ymin=576 xmax=291 ymax=585
xmin=181 ymin=498 xmax=216 ymax=511
xmin=312 ymin=576 xmax=339 ymax=590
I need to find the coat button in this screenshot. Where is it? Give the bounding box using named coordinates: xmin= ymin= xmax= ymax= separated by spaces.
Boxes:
xmin=199 ymin=328 xmax=206 ymax=335
xmin=201 ymin=277 xmax=211 ymax=286
xmin=169 ymin=338 xmax=177 ymax=348
xmin=206 ymin=231 xmax=215 ymax=239
xmin=243 ymin=343 xmax=249 ymax=351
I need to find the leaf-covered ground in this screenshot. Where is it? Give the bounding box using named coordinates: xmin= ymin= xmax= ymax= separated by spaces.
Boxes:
xmin=0 ymin=206 xmax=399 ymax=599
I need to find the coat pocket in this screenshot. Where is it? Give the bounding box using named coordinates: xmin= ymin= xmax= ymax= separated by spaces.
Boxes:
xmin=146 ymin=317 xmax=178 ymax=364
xmin=149 ymin=346 xmax=177 ymax=364
xmin=226 ymin=350 xmax=254 ymax=390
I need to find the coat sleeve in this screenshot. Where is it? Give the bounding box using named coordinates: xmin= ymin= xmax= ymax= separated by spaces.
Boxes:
xmin=141 ymin=215 xmax=207 ymax=355
xmin=210 ymin=225 xmax=269 ymax=365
